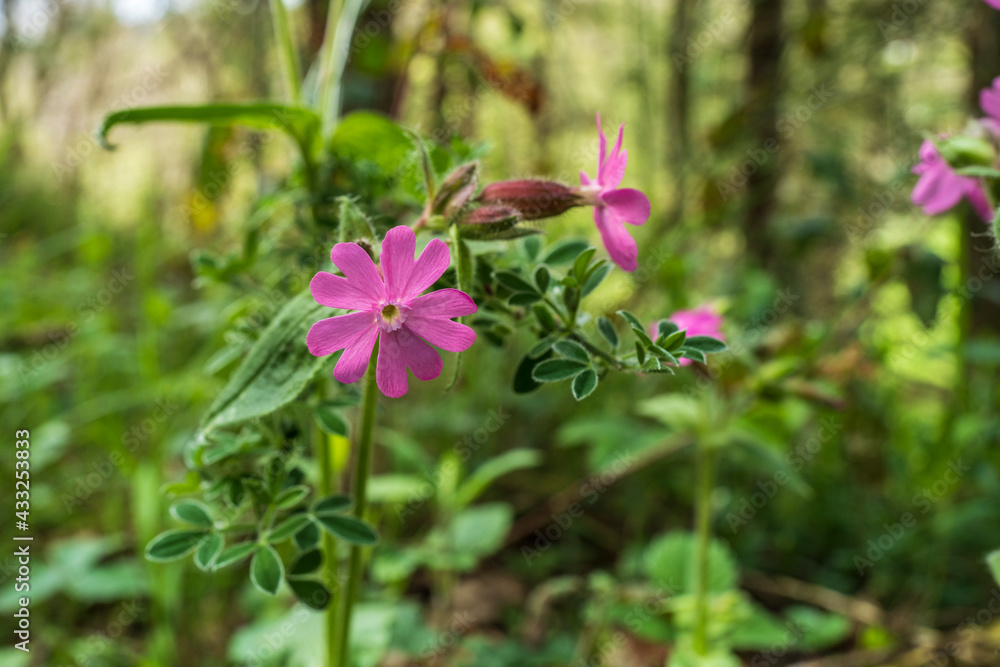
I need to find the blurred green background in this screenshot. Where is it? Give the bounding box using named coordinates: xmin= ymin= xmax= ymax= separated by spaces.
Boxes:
xmin=2 ymin=0 xmax=1000 ymax=665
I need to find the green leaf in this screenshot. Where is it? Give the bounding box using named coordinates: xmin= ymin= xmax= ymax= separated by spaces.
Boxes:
xmin=314 ymin=406 xmax=348 ymax=436
xmin=268 ymin=514 xmax=314 ymax=543
xmin=955 ymin=165 xmax=1000 ymax=178
xmin=274 ymin=485 xmax=310 ymax=510
xmin=533 ymin=265 xmax=551 ymax=293
xmin=315 ymin=514 xmax=379 ymax=545
xmin=642 ymin=531 xmax=738 ymax=595
xmin=571 ymin=370 xmax=599 ymax=401
xmin=527 ymin=335 xmax=558 ymax=359
xmin=329 ymin=111 xmax=410 ymax=176
xmin=572 ymin=248 xmax=598 ymax=281
xmin=553 ymin=339 xmax=590 ymax=364
xmin=214 ymin=542 xmax=259 ymax=569
xmin=581 ymin=263 xmax=610 ymax=297
xmin=542 ymin=240 xmax=590 ymax=265
xmin=98 ymin=103 xmax=320 ymax=158
xmin=513 ymin=350 xmax=552 ymax=394
xmin=313 ymin=494 xmax=353 ymax=515
xmin=198 ymin=291 xmax=332 ymax=437
xmin=169 ymin=500 xmax=213 ymax=528
xmin=454 ymin=449 xmax=542 ymax=508
xmin=597 ymin=317 xmax=619 ymax=348
xmin=683 ymin=336 xmax=727 ymax=353
xmin=288 ymin=579 xmax=331 ymax=610
xmin=657 ymin=321 xmax=680 ymax=338
xmin=494 ymin=270 xmax=538 ymax=294
xmin=617 ymin=310 xmax=644 ymax=330
xmin=145 ymin=530 xmax=208 ymax=562
xmin=447 ymin=504 xmax=513 ymax=564
xmin=632 ymin=326 xmax=655 ymax=348
xmin=532 ymin=359 xmax=589 ymax=382
xmin=661 ymin=329 xmax=686 ymax=351
xmin=988 ymin=550 xmax=1000 ymax=588
xmin=532 ymin=303 xmax=559 ymax=331
xmin=290 ymin=549 xmax=323 ymax=576
xmin=293 ymin=521 xmax=321 ymax=550
xmin=509 ymin=291 xmax=542 ymax=307
xmin=194 ymin=533 xmax=223 ymax=571
xmin=250 ymin=545 xmax=284 ymax=595
xmin=635 ymin=341 xmax=647 ymax=366
xmin=681 ymin=348 xmax=707 ymax=364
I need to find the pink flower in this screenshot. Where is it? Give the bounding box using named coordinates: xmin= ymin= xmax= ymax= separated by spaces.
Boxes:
xmin=653 ymin=306 xmax=725 ymax=367
xmin=912 ymin=140 xmax=992 ymax=222
xmin=579 ymin=114 xmax=651 ymax=272
xmin=980 ymin=76 xmax=1000 ymax=127
xmin=306 ymin=226 xmax=477 ymax=398
xmin=984 ymin=0 xmax=1000 ymax=9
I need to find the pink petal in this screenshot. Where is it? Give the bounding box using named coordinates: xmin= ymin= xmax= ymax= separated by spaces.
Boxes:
xmin=598 ymin=125 xmax=628 ymax=189
xmin=982 ymin=77 xmax=1000 ymax=125
xmin=306 ymin=311 xmax=377 ymax=356
xmin=601 ymin=188 xmax=651 ymax=226
xmin=964 ymin=181 xmax=995 ymax=222
xmin=593 ymin=207 xmax=638 ymax=272
xmin=380 ymin=225 xmax=416 ymax=301
xmin=408 ymin=289 xmax=478 ymax=319
xmin=580 ymin=170 xmax=593 ymax=187
xmin=333 ymin=325 xmax=379 ymax=385
xmin=912 ymin=164 xmax=965 ymax=214
xmin=670 ymin=307 xmax=725 ymax=340
xmin=985 ymin=0 xmax=1000 ymax=10
xmin=310 ymin=272 xmax=377 ymax=310
xmin=596 ymin=113 xmax=606 ymax=176
xmin=376 ymin=329 xmax=444 ymax=397
xmin=402 ymin=238 xmax=451 ymax=300
xmin=330 ymin=243 xmax=384 ymax=302
xmin=404 ymin=317 xmax=476 ymax=352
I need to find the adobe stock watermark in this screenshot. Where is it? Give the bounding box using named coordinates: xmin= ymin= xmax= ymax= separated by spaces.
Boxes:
xmin=671 ymin=1 xmax=749 ymax=72
xmin=717 ymin=83 xmax=834 ymax=202
xmin=16 ymin=268 xmax=136 ymax=384
xmin=395 ymin=407 xmax=512 ymax=522
xmin=53 ymin=66 xmax=168 ymax=183
xmin=56 ymin=600 xmax=145 ymax=666
xmin=580 ymin=578 xmax=680 ymax=666
xmin=854 ymin=458 xmax=969 ymax=574
xmin=726 ymin=416 xmax=842 ymax=534
xmin=521 ymin=450 xmax=636 ymax=565
xmin=61 ymin=398 xmax=182 ymax=513
xmin=413 ymin=611 xmax=477 ymax=665
xmin=877 ymin=0 xmax=927 ymax=41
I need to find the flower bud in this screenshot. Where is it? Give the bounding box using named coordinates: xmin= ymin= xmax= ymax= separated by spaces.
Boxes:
xmin=479 ymin=179 xmax=584 ymax=220
xmin=433 ymin=162 xmax=479 ymax=218
xmin=461 ymin=205 xmax=521 ymax=226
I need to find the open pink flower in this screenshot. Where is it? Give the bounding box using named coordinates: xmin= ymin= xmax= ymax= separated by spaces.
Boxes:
xmin=306 ymin=226 xmax=477 ymax=398
xmin=579 ymin=114 xmax=651 ymax=272
xmin=653 ymin=306 xmax=725 ymax=367
xmin=912 ymin=140 xmax=992 ymax=222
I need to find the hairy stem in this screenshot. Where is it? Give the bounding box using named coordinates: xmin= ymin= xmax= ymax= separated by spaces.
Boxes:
xmin=317 ymin=399 xmax=340 ymax=667
xmin=691 ymin=441 xmax=716 ymax=656
xmin=334 ymin=342 xmax=379 ymax=666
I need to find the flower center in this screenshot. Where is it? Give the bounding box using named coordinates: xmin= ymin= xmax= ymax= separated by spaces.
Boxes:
xmin=377 ymin=302 xmax=407 ymax=332
xmin=576 ymin=184 xmax=604 ymax=206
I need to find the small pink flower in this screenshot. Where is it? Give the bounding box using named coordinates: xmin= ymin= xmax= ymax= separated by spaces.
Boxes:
xmin=980 ymin=76 xmax=1000 ymax=128
xmin=912 ymin=140 xmax=992 ymax=222
xmin=984 ymin=0 xmax=1000 ymax=10
xmin=579 ymin=114 xmax=651 ymax=272
xmin=653 ymin=306 xmax=725 ymax=367
xmin=306 ymin=226 xmax=477 ymax=398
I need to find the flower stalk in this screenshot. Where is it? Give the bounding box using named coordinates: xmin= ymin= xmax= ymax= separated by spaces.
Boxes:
xmin=691 ymin=440 xmax=716 ymax=657
xmin=333 ymin=342 xmax=379 ymax=666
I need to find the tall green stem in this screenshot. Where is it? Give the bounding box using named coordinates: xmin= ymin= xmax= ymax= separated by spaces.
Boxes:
xmin=318 ymin=409 xmax=341 ymax=667
xmin=691 ymin=441 xmax=716 ymax=656
xmin=334 ymin=343 xmax=379 ymax=666
xmin=268 ymin=0 xmax=302 ymax=103
xmin=317 ymin=0 xmax=368 ymax=141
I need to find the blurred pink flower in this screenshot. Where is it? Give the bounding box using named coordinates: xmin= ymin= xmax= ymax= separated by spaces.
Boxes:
xmin=984 ymin=0 xmax=1000 ymax=10
xmin=980 ymin=76 xmax=1000 ymax=126
xmin=307 ymin=226 xmax=477 ymax=398
xmin=653 ymin=306 xmax=725 ymax=366
xmin=911 ymin=140 xmax=992 ymax=222
xmin=579 ymin=114 xmax=651 ymax=272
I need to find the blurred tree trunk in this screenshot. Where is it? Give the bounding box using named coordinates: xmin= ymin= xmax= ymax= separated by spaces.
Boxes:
xmin=667 ymin=0 xmax=692 ymax=227
xmin=743 ymin=0 xmax=785 ymax=269
xmin=966 ymin=4 xmax=1000 ymax=339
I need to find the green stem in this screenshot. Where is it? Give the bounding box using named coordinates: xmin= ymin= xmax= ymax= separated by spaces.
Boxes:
xmin=334 ymin=342 xmax=379 ymax=666
xmin=318 ymin=0 xmax=367 ymax=141
xmin=318 ymin=411 xmax=341 ymax=667
xmin=691 ymin=441 xmax=716 ymax=657
xmin=268 ymin=0 xmax=302 ymax=104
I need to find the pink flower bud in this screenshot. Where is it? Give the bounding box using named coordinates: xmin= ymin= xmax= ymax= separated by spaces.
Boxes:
xmin=479 ymin=179 xmax=584 ymax=220
xmin=461 ymin=205 xmax=521 ymax=225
